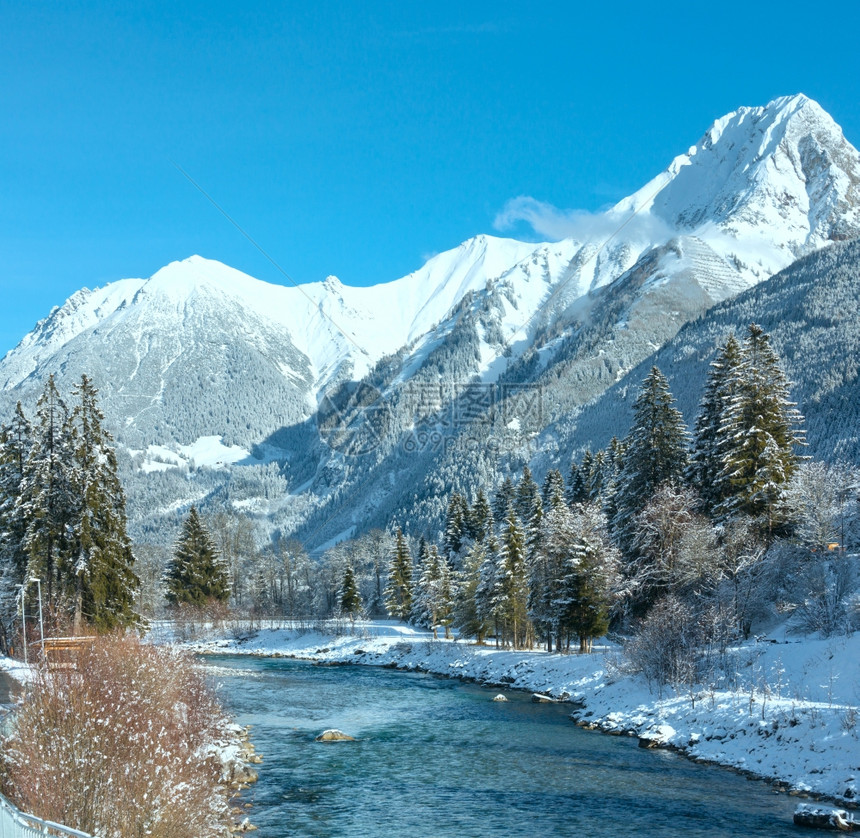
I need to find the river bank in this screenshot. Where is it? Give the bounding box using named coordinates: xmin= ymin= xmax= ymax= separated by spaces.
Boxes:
xmin=181 ymin=620 xmax=860 ymax=807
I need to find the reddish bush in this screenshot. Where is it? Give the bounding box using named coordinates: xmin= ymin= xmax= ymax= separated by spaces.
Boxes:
xmin=1 ymin=635 xmax=232 ymax=837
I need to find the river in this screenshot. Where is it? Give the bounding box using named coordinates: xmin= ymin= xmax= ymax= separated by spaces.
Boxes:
xmin=205 ymin=655 xmax=802 ymax=837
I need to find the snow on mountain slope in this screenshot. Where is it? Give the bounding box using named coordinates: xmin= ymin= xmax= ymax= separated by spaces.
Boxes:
xmin=614 ymin=93 xmax=860 ymax=282
xmin=2 ymin=93 xmax=860 ymax=545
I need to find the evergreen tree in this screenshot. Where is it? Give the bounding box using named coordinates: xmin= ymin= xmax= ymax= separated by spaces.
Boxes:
xmin=714 ymin=324 xmax=805 ymax=534
xmin=515 ymin=466 xmax=540 ymax=524
xmin=68 ymin=375 xmax=140 ymax=631
xmin=586 ymin=450 xmax=606 ymax=501
xmin=467 ymin=489 xmax=493 ymax=544
xmin=165 ymin=506 xmax=229 ymax=606
xmin=566 ymin=460 xmax=585 ymax=507
xmin=559 ymin=502 xmax=620 ymax=653
xmin=443 ymin=494 xmax=469 ymax=559
xmin=384 ymin=527 xmax=413 ymax=620
xmin=339 ymin=563 xmax=362 ymax=617
xmin=0 ymin=404 xmax=32 ymax=650
xmin=528 ymin=503 xmax=572 ymax=652
xmin=496 ymin=509 xmax=531 ymax=649
xmin=687 ymin=333 xmax=743 ymax=516
xmin=411 ymin=545 xmax=454 ymax=638
xmin=409 ymin=537 xmax=431 ymax=624
xmin=611 ymin=367 xmax=689 ymax=556
xmin=493 ymin=476 xmax=516 ymax=523
xmin=20 ymin=375 xmax=76 ymax=613
xmin=475 ymin=535 xmax=504 ymax=646
xmin=453 ymin=541 xmax=492 ymax=643
xmin=542 ymin=469 xmax=566 ymax=509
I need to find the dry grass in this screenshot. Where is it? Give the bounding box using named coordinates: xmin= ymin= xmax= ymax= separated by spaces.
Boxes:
xmin=1 ymin=634 xmax=232 ymax=837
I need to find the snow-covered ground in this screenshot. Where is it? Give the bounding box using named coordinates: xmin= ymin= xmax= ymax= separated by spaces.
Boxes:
xmin=180 ymin=619 xmax=860 ymax=807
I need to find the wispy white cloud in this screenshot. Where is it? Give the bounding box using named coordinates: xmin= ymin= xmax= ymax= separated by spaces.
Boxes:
xmin=493 ymin=195 xmax=676 ymax=243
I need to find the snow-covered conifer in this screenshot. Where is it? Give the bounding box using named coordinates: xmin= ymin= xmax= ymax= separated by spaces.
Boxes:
xmin=611 ymin=367 xmax=689 ymax=556
xmin=165 ymin=506 xmax=229 ymax=606
xmin=714 ymin=324 xmax=805 ymax=534
xmin=339 ymin=563 xmax=363 ymax=617
xmin=384 ymin=527 xmax=413 ymax=620
xmin=68 ymin=375 xmax=140 ymax=630
xmin=687 ymin=333 xmax=743 ymax=516
xmin=0 ymin=403 xmax=32 ymax=649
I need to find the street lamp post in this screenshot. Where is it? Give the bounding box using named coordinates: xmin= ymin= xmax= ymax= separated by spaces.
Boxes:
xmin=19 ymin=577 xmax=45 ymax=664
xmin=20 ymin=586 xmax=26 ymax=666
xmin=31 ymin=577 xmax=45 ymax=660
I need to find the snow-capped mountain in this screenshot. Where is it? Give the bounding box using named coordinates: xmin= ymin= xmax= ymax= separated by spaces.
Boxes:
xmin=2 ymin=93 xmax=858 ymax=547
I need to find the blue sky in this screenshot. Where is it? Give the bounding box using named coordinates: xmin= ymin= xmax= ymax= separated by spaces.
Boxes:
xmin=1 ymin=0 xmax=859 ymax=354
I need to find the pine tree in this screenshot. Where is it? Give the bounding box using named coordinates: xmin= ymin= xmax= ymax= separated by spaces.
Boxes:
xmin=454 ymin=541 xmax=492 ymax=643
xmin=715 ymin=324 xmax=805 ymax=534
xmin=566 ymin=460 xmax=585 ymax=507
xmin=339 ymin=564 xmax=362 ymax=617
xmin=0 ymin=404 xmax=32 ymax=649
xmin=68 ymin=376 xmax=140 ymax=631
xmin=467 ymin=489 xmax=493 ymax=544
xmin=559 ymin=503 xmax=620 ymax=653
xmin=493 ymin=476 xmax=516 ymax=523
xmin=443 ymin=494 xmax=468 ymax=559
xmin=411 ymin=545 xmax=454 ymax=638
xmin=475 ymin=536 xmax=504 ymax=646
xmin=409 ymin=537 xmax=431 ymax=624
xmin=611 ymin=367 xmax=689 ymax=556
xmin=528 ymin=503 xmax=572 ymax=652
xmin=515 ymin=466 xmax=540 ymax=524
xmin=20 ymin=375 xmax=76 ymax=614
xmin=541 ymin=469 xmax=566 ymax=509
xmin=586 ymin=450 xmax=606 ymax=500
xmin=165 ymin=506 xmax=229 ymax=606
xmin=384 ymin=527 xmax=413 ymax=620
xmin=497 ymin=509 xmax=530 ymax=649
xmin=687 ymin=333 xmax=743 ymax=516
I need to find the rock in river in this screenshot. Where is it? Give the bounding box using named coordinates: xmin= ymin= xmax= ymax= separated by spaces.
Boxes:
xmin=315 ymin=729 xmax=356 ymax=742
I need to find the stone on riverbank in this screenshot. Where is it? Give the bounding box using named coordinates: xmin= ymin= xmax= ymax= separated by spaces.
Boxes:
xmin=794 ymin=804 xmax=857 ymax=831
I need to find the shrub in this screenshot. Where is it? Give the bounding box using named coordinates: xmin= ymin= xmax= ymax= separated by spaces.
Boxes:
xmin=624 ymin=595 xmax=702 ymax=693
xmin=1 ymin=635 xmax=232 ymax=837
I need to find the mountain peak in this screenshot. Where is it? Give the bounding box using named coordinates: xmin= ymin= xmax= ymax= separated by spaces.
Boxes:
xmin=612 ymin=94 xmax=860 ymax=256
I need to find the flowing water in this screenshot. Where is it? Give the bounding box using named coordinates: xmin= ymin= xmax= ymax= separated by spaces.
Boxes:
xmin=206 ymin=656 xmax=802 ymax=837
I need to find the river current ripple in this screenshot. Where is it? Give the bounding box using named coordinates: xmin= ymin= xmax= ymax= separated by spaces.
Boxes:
xmin=205 ymin=655 xmax=801 ymax=838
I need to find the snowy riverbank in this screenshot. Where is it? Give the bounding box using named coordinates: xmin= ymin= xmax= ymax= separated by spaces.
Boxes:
xmin=180 ymin=619 xmax=860 ymax=807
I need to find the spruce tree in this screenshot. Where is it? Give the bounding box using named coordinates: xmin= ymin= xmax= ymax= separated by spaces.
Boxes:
xmin=715 ymin=324 xmax=805 ymax=533
xmin=0 ymin=404 xmax=32 ymax=649
xmin=529 ymin=503 xmax=573 ymax=652
xmin=687 ymin=333 xmax=743 ymax=516
xmin=542 ymin=469 xmax=566 ymax=509
xmin=453 ymin=541 xmax=492 ymax=644
xmin=339 ymin=564 xmax=362 ymax=617
xmin=493 ymin=476 xmax=516 ymax=523
xmin=611 ymin=367 xmax=689 ymax=556
xmin=497 ymin=509 xmax=530 ymax=649
xmin=384 ymin=527 xmax=413 ymax=620
xmin=165 ymin=506 xmax=229 ymax=607
xmin=515 ymin=466 xmax=540 ymax=524
xmin=20 ymin=375 xmax=76 ymax=613
xmin=566 ymin=460 xmax=585 ymax=507
xmin=467 ymin=489 xmax=493 ymax=544
xmin=68 ymin=375 xmax=140 ymax=631
xmin=443 ymin=494 xmax=468 ymax=559
xmin=561 ymin=503 xmax=619 ymax=653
